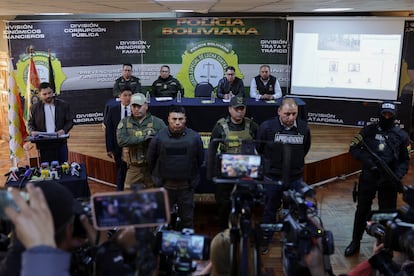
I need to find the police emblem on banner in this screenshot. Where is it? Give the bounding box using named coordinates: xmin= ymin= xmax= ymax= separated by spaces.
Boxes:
xmin=177 ymin=41 xmax=243 ymax=98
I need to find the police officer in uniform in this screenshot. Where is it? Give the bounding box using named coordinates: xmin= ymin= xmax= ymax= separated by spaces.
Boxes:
xmin=117 ymin=93 xmax=166 ymax=190
xmin=209 ymin=96 xmax=258 ymax=229
xmin=113 ymin=63 xmax=142 ymax=97
xmin=344 ymin=101 xmax=410 ymax=257
xmin=147 ymin=105 xmax=204 ymax=229
xmin=249 ymin=65 xmax=282 ymax=100
xmin=256 ymin=97 xmax=311 ymax=254
xmin=151 ymin=65 xmax=183 ymax=98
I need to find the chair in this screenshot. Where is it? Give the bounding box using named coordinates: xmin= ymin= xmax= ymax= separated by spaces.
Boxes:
xmin=194 ymin=82 xmax=214 ymax=97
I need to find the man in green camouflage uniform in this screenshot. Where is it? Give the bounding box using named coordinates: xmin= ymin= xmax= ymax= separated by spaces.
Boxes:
xmin=117 ymin=93 xmax=166 ymax=189
xmin=209 ymin=96 xmax=258 ymax=229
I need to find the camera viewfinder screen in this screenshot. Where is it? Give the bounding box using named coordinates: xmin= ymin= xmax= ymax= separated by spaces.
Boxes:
xmin=220 ymin=154 xmax=261 ymax=179
xmin=161 ymin=231 xmax=205 ymax=260
xmin=92 ymin=189 xmax=169 ymax=230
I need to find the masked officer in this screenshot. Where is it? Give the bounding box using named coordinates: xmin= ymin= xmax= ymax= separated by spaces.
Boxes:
xmin=209 ymin=96 xmax=258 ymax=229
xmin=344 ymin=101 xmax=410 ymax=256
xmin=117 ymin=93 xmax=166 ymax=189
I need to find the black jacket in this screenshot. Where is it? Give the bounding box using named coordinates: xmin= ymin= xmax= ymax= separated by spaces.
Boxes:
xmin=28 ymin=98 xmax=73 ymax=135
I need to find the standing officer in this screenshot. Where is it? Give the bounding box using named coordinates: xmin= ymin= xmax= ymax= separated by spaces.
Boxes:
xmin=116 ymin=93 xmax=166 ymax=189
xmin=151 ymin=65 xmax=183 ymax=98
xmin=113 ymin=63 xmax=142 ymax=97
xmin=209 ymin=96 xmax=258 ymax=229
xmin=147 ymin=105 xmax=204 ymax=229
xmin=216 ymin=66 xmax=245 ymax=99
xmin=105 ymin=87 xmax=132 ymax=190
xmin=344 ymin=101 xmax=410 ymax=256
xmin=256 ymin=97 xmax=311 ymax=254
xmin=249 ymin=65 xmax=282 ymax=100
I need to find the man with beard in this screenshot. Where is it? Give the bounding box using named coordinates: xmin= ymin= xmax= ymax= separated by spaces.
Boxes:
xmin=28 ymin=82 xmax=73 ymax=163
xmin=117 ymin=93 xmax=166 ymax=189
xmin=151 ymin=65 xmax=183 ymax=98
xmin=250 ymin=65 xmax=282 ymax=100
xmin=344 ymin=101 xmax=411 ymax=256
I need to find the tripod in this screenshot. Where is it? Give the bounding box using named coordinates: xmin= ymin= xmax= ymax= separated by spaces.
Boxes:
xmin=224 ymin=179 xmax=268 ymax=276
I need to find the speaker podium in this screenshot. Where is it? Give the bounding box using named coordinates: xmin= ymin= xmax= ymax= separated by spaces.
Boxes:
xmin=28 ymin=133 xmax=69 ymax=164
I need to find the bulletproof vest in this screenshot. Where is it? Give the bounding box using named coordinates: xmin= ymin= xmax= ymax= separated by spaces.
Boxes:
xmin=157 ymin=131 xmax=195 ymax=180
xmin=266 ymin=124 xmax=307 ymax=178
xmin=254 ymin=75 xmax=276 ymax=95
xmin=365 ymin=126 xmax=403 ymax=166
xmin=218 ymin=118 xmax=253 ymax=153
xmin=122 ymin=116 xmax=155 ymax=166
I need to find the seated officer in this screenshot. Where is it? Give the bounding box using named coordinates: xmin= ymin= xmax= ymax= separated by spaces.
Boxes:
xmin=151 ymin=65 xmax=183 ymax=98
xmin=113 ymin=63 xmax=142 ymax=97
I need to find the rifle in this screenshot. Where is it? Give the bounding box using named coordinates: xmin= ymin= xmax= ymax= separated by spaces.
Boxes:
xmin=357 ymin=135 xmax=403 ymax=192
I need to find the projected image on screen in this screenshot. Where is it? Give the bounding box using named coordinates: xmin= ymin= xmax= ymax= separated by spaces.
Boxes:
xmin=290 ymin=18 xmax=404 ymax=100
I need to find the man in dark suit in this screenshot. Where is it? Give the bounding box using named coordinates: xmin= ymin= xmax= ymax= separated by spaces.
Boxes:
xmin=105 ymin=87 xmax=132 ymax=190
xmin=28 ymin=82 xmax=73 ymax=163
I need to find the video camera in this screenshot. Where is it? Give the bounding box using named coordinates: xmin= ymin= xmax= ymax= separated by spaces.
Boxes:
xmin=366 ymin=185 xmax=414 ymax=275
xmin=279 ymin=182 xmax=334 ymax=258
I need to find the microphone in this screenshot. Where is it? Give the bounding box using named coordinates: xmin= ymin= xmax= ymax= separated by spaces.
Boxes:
xmin=18 ymin=168 xmax=33 ymax=189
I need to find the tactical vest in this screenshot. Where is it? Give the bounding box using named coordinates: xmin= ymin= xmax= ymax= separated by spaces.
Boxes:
xmin=122 ymin=116 xmax=156 ymax=166
xmin=218 ymin=118 xmax=253 ymax=153
xmin=255 ymin=75 xmax=277 ymax=95
xmin=157 ymin=130 xmax=196 ymax=180
xmin=266 ymin=124 xmax=307 ymax=179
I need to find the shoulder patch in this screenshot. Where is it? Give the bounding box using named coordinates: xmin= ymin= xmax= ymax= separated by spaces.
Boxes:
xmin=117 ymin=121 xmax=123 ymax=129
xmin=350 ymin=137 xmax=360 ymax=146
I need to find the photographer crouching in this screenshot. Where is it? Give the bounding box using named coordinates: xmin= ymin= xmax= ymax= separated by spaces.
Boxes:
xmin=347 ymin=185 xmax=414 ymax=276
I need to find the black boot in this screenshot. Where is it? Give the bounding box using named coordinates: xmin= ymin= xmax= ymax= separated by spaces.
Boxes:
xmin=344 ymin=240 xmax=360 ymax=257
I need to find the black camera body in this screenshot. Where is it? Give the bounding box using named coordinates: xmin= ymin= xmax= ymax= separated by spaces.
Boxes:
xmin=279 ymin=183 xmax=334 ymax=258
xmin=366 ymin=186 xmax=414 ymax=275
xmin=72 ymin=198 xmax=93 ymax=238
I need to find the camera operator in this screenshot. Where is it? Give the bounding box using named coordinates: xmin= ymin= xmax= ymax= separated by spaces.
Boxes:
xmin=2 ymin=182 xmax=72 ymax=275
xmin=0 ymin=181 xmax=139 ymax=276
xmin=256 ymin=97 xmax=311 ymax=254
xmin=347 ymin=229 xmax=414 ymax=276
xmin=345 ymin=102 xmax=411 ymax=257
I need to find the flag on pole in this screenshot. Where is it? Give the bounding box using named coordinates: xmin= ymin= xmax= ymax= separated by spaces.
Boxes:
xmin=48 ymin=51 xmax=56 ymax=92
xmin=24 ymin=55 xmax=40 ymax=122
xmin=8 ymin=58 xmax=28 ymax=162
